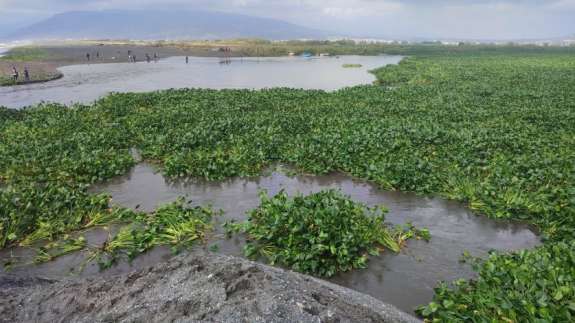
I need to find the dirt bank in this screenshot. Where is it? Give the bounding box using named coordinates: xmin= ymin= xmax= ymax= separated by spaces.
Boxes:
xmin=0 ymin=42 xmax=255 ymax=87
xmin=0 ymin=61 xmax=62 ymax=86
xmin=0 ymin=251 xmax=419 ymax=323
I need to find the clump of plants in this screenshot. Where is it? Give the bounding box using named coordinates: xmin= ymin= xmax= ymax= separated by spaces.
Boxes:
xmin=34 ymin=235 xmax=87 ymax=264
xmin=2 ymin=197 xmax=215 ymax=270
xmin=96 ymin=198 xmax=215 ymax=268
xmin=227 ymin=189 xmax=422 ymax=277
xmin=417 ymin=241 xmax=575 ymax=322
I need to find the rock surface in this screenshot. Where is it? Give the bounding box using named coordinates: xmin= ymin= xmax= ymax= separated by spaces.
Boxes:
xmin=0 ymin=252 xmax=420 ymax=323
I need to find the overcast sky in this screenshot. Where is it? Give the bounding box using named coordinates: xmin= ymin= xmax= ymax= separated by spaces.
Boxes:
xmin=0 ymin=0 xmax=574 ymax=39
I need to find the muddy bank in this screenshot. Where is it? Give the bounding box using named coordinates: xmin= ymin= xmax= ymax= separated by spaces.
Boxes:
xmin=0 ymin=251 xmax=419 ymax=323
xmin=0 ymin=42 xmax=272 ymax=87
xmin=0 ymin=61 xmax=62 ymax=86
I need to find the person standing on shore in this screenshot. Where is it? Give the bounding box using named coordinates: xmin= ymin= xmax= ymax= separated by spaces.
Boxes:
xmin=24 ymin=67 xmax=30 ymax=82
xmin=86 ymin=53 xmax=90 ymax=61
xmin=11 ymin=66 xmax=19 ymax=83
xmin=186 ymin=56 xmax=189 ymax=64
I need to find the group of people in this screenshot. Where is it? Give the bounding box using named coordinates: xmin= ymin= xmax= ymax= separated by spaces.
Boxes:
xmin=85 ymin=50 xmax=161 ymax=63
xmin=128 ymin=50 xmax=159 ymax=63
xmin=10 ymin=66 xmax=30 ymax=83
xmin=85 ymin=51 xmax=100 ymax=61
xmin=83 ymin=50 xmax=213 ymax=65
xmin=144 ymin=53 xmax=160 ymax=63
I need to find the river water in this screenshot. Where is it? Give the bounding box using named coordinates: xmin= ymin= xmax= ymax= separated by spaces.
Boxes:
xmin=0 ymin=55 xmax=401 ymax=109
xmin=0 ymin=163 xmax=539 ymax=314
xmin=0 ymin=54 xmax=540 ymax=313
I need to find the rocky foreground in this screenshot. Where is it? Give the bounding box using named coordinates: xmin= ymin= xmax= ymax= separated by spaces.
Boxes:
xmin=0 ymin=252 xmax=419 ymax=323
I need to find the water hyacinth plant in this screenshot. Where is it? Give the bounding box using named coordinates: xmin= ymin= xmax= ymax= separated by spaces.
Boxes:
xmin=417 ymin=241 xmax=575 ymax=322
xmin=96 ymin=198 xmax=215 ymax=268
xmin=227 ymin=189 xmax=409 ymax=277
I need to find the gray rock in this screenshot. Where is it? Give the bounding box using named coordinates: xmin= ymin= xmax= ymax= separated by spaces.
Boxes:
xmin=0 ymin=252 xmax=420 ymax=323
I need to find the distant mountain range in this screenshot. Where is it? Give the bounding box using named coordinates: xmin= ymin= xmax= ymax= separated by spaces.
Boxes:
xmin=5 ymin=10 xmax=329 ymax=41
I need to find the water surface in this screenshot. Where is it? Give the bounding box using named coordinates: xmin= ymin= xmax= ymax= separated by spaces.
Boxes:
xmin=49 ymin=163 xmax=537 ymax=313
xmin=0 ymin=55 xmax=401 ymax=109
xmin=0 ymin=163 xmax=539 ymax=313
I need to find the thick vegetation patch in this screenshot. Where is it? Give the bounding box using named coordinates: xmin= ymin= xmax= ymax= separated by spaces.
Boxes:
xmin=418 ymin=241 xmax=575 ymax=322
xmin=227 ymin=190 xmax=405 ymax=277
xmin=1 ymin=46 xmax=574 ymax=320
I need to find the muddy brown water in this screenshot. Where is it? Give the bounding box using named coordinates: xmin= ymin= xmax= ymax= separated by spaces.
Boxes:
xmin=0 ymin=163 xmax=540 ymax=314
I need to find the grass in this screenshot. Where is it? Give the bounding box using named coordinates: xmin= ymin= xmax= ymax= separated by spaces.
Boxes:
xmin=0 ymin=47 xmax=62 ymax=86
xmin=0 ymin=72 xmax=63 ymax=86
xmin=0 ymin=47 xmax=53 ymax=62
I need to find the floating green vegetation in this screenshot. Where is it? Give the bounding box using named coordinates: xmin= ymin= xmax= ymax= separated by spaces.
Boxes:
xmin=417 ymin=242 xmax=575 ymax=322
xmin=342 ymin=64 xmax=362 ymax=68
xmin=1 ymin=46 xmax=574 ymax=320
xmin=225 ymin=190 xmax=424 ymax=277
xmin=34 ymin=235 xmax=87 ymax=264
xmin=0 ymin=183 xmax=130 ymax=249
xmin=3 ymin=198 xmax=214 ymax=270
xmin=96 ymin=198 xmax=214 ymax=269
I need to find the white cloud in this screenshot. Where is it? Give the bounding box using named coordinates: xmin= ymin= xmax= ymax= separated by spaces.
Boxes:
xmin=0 ymin=0 xmax=573 ymax=39
xmin=549 ymin=0 xmax=575 ymax=9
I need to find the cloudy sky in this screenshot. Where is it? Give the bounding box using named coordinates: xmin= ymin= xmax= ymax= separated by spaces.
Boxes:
xmin=0 ymin=0 xmax=574 ymax=39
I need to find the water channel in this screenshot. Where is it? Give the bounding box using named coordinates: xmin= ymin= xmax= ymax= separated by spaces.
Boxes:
xmin=0 ymin=163 xmax=539 ymax=313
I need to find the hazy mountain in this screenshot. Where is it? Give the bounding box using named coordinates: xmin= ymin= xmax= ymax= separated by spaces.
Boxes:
xmin=6 ymin=10 xmax=328 ymax=41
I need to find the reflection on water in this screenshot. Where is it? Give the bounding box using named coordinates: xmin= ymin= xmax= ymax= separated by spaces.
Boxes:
xmin=0 ymin=55 xmax=402 ymax=109
xmin=0 ymin=163 xmax=539 ymax=314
